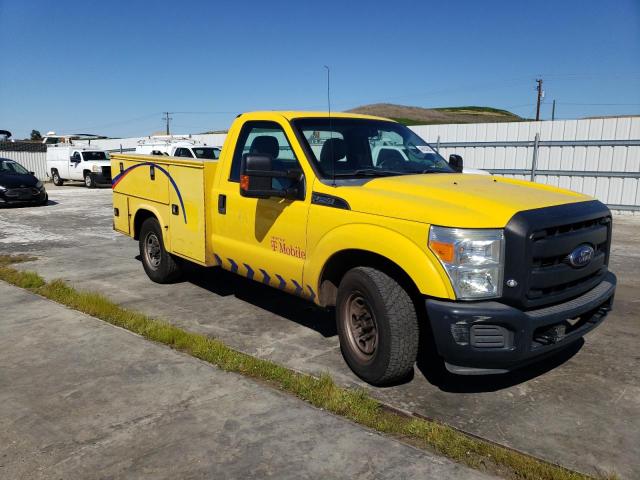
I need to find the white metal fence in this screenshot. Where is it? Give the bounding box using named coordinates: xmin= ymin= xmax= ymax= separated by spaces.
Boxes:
xmin=0 ymin=143 xmax=48 ymax=180
xmin=4 ymin=118 xmax=638 ymax=211
xmin=410 ymin=117 xmax=640 ymax=212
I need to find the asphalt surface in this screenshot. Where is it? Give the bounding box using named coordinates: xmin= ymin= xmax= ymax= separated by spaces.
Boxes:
xmin=0 ymin=281 xmax=493 ymax=479
xmin=1 ymin=185 xmax=639 ymax=478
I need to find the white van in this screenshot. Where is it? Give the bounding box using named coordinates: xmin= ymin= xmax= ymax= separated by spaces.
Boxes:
xmin=47 ymin=146 xmax=112 ymax=187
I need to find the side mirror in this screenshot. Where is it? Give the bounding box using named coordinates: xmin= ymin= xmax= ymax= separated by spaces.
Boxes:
xmin=70 ymin=156 xmax=80 ymax=163
xmin=449 ymin=154 xmax=463 ymax=173
xmin=240 ymin=154 xmax=300 ymax=199
xmin=29 ymin=171 xmax=35 ymax=175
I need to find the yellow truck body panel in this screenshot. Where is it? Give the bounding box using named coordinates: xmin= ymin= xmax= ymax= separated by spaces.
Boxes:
xmin=111 ymin=111 xmax=593 ymax=301
xmin=111 ymin=110 xmax=616 ymax=381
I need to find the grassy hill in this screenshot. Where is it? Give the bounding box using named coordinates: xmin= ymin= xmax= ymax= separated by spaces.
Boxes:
xmin=346 ymin=103 xmax=524 ymax=125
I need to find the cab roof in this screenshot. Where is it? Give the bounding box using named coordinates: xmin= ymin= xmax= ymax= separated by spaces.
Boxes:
xmin=239 ymin=111 xmax=394 ymax=122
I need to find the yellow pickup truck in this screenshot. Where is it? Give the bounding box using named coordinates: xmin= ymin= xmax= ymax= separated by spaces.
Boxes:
xmin=111 ymin=111 xmax=616 ymax=385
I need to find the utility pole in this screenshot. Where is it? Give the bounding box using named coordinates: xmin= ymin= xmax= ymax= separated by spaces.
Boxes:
xmin=535 ymin=79 xmax=543 ymax=121
xmin=551 ymin=99 xmax=556 ymax=121
xmin=163 ymin=112 xmax=173 ymax=135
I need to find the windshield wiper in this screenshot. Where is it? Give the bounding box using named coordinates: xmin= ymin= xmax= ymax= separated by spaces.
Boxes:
xmin=346 ymin=169 xmax=405 ymax=177
xmin=406 ymin=169 xmax=448 ymax=174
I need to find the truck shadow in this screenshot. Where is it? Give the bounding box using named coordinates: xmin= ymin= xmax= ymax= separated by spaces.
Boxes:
xmin=0 ymin=199 xmax=58 ymax=208
xmin=182 ymin=263 xmax=338 ymax=338
xmin=416 ymin=328 xmax=584 ymax=393
xmin=148 ymin=259 xmax=583 ymax=392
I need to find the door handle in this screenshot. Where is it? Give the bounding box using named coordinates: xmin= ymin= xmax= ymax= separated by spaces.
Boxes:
xmin=171 ymin=204 xmax=179 ymax=215
xmin=218 ymin=194 xmax=226 ymax=214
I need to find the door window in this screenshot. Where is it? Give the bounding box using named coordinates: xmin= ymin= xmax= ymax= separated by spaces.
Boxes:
xmin=229 ymin=121 xmax=300 ymax=183
xmin=71 ymin=152 xmax=81 ymax=162
xmin=175 ymin=148 xmax=195 ymax=158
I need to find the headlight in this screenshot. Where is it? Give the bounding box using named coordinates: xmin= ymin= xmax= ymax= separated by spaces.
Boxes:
xmin=36 ymin=181 xmax=43 ymax=189
xmin=92 ymin=164 xmax=102 ymax=172
xmin=429 ymin=226 xmax=504 ymax=300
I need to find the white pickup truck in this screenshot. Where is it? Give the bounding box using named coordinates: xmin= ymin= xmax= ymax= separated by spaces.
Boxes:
xmin=47 ymin=146 xmax=112 ymax=187
xmin=135 ymin=139 xmax=221 ymax=159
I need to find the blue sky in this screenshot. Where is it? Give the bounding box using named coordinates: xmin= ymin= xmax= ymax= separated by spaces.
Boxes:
xmin=1 ymin=0 xmax=639 ymax=139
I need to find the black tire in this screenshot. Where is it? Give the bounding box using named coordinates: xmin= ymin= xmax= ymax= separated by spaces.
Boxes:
xmin=39 ymin=194 xmax=48 ymax=206
xmin=84 ymin=173 xmax=96 ymax=188
xmin=336 ymin=267 xmax=419 ymax=385
xmin=139 ymin=217 xmax=182 ymax=283
xmin=52 ymin=170 xmax=64 ymax=186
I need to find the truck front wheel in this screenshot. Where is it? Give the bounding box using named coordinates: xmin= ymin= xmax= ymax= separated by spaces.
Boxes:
xmin=84 ymin=173 xmax=96 ymax=188
xmin=139 ymin=217 xmax=182 ymax=283
xmin=336 ymin=267 xmax=419 ymax=385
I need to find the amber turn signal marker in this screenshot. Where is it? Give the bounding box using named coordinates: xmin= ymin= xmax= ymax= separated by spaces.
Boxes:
xmin=429 ymin=240 xmax=455 ymax=263
xmin=240 ymin=175 xmax=249 ymax=191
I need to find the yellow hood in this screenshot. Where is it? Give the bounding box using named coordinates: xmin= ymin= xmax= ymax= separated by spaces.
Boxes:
xmin=338 ymin=174 xmax=591 ymax=228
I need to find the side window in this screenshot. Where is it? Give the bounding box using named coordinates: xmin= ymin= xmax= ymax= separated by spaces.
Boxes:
xmin=229 ymin=121 xmax=300 ymax=182
xmin=185 ymin=148 xmax=195 ymax=158
xmin=72 ymin=152 xmax=81 ymax=162
xmin=174 ymin=148 xmax=183 ymax=157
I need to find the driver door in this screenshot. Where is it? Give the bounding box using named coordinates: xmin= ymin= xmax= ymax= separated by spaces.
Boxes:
xmin=213 ymin=120 xmax=311 ymax=296
xmin=69 ymin=151 xmax=82 ymax=180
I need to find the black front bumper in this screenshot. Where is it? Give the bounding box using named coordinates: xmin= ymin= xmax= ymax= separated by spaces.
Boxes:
xmin=90 ymin=173 xmax=112 ymax=184
xmin=426 ymin=272 xmax=616 ymax=374
xmin=0 ymin=188 xmax=47 ymax=205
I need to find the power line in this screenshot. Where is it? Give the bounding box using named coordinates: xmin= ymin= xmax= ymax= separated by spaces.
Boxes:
xmin=555 ymin=102 xmax=640 ymax=106
xmin=64 ymin=112 xmax=162 ymax=132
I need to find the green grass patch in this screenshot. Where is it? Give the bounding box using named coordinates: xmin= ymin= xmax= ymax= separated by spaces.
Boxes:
xmin=0 ymin=255 xmax=615 ymax=480
xmin=388 ymin=117 xmax=466 ymax=126
xmin=432 ymin=105 xmax=519 ymax=116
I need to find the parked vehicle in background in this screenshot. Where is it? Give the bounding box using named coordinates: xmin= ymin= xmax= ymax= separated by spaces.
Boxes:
xmin=111 ymin=111 xmax=616 ymax=386
xmin=371 ymin=145 xmax=490 ymax=175
xmin=47 ymin=146 xmax=112 ymax=187
xmin=0 ymin=157 xmax=48 ymax=206
xmin=41 ymin=132 xmax=107 ymax=145
xmin=135 ymin=138 xmax=221 ymax=159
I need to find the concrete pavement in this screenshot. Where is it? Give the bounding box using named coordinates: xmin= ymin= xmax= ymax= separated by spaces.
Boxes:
xmin=1 ymin=185 xmax=639 ymax=478
xmin=0 ymin=281 xmax=493 ymax=479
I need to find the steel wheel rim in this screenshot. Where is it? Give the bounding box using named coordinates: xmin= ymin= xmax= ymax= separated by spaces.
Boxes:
xmin=144 ymin=232 xmax=162 ymax=270
xmin=343 ymin=292 xmax=378 ymax=362
xmin=85 ymin=176 xmax=91 ymax=186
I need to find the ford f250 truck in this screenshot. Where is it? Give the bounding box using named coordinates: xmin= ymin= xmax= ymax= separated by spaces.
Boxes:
xmin=111 ymin=111 xmax=616 ymax=385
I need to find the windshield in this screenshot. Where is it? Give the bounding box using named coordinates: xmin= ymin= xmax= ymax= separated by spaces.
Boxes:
xmin=82 ymin=151 xmax=108 ymax=161
xmin=192 ymin=147 xmax=220 ymax=159
xmin=0 ymin=159 xmax=30 ymax=175
xmin=293 ymin=118 xmax=453 ymax=178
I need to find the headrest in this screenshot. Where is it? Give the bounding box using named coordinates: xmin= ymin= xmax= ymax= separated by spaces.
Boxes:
xmin=376 ymin=148 xmax=405 ymax=165
xmin=250 ymin=135 xmax=279 ymax=159
xmin=319 ymin=138 xmax=347 ymax=167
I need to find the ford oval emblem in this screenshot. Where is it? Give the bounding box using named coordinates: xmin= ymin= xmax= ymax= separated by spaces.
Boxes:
xmin=567 ymin=244 xmax=595 ymax=268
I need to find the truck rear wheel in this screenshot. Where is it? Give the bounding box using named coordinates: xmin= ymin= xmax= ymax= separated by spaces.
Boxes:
xmin=52 ymin=170 xmax=64 ymax=186
xmin=336 ymin=267 xmax=419 ymax=385
xmin=139 ymin=217 xmax=182 ymax=283
xmin=84 ymin=173 xmax=96 ymax=188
